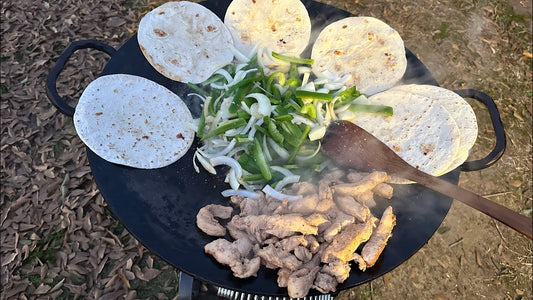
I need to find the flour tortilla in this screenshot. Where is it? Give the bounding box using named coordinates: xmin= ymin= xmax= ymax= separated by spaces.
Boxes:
xmin=224 ymin=0 xmax=311 ymax=56
xmin=74 ymin=74 xmax=195 ymax=169
xmin=389 ymin=84 xmax=478 ymax=174
xmin=345 ymin=90 xmax=461 ymax=177
xmin=138 ymin=1 xmax=234 ymax=83
xmin=312 ymin=17 xmax=407 ymax=95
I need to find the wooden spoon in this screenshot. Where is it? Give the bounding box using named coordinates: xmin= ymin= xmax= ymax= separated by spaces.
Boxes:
xmin=321 ymin=120 xmax=532 ymax=239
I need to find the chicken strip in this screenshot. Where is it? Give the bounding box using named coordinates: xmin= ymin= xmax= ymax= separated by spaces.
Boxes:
xmin=321 ymin=258 xmax=351 ymax=283
xmin=322 ymin=217 xmax=376 ymax=263
xmin=372 ymin=183 xmax=394 ymax=199
xmin=277 ymin=268 xmax=291 ymax=287
xmin=334 ymin=195 xmax=370 ymax=222
xmin=256 ymin=243 xmax=302 ymax=271
xmin=196 ymin=204 xmax=233 ymax=236
xmin=243 ymin=214 xmax=319 ymax=238
xmin=286 ymin=248 xmax=323 ymax=298
xmin=322 ymin=210 xmax=355 ymax=242
xmin=333 ymin=171 xmax=389 ymax=196
xmin=313 ymin=271 xmax=337 ymax=294
xmin=291 ymin=181 xmax=318 ymax=195
xmin=288 ymin=194 xmax=319 ymax=215
xmin=354 ymin=190 xmax=376 ymax=208
xmin=287 ymin=265 xmax=321 ymax=298
xmin=361 ymin=206 xmax=396 ymax=267
xmin=204 ymin=238 xmax=260 ymax=278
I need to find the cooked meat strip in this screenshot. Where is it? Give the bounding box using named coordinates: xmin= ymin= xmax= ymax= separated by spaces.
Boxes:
xmin=321 ymin=258 xmax=351 ymax=283
xmin=204 ymin=238 xmax=260 ymax=278
xmin=322 ymin=210 xmax=355 ymax=242
xmin=226 ymin=215 xmax=255 ymax=242
xmin=196 ymin=204 xmax=233 ymax=236
xmin=305 ymin=235 xmax=321 ymax=254
xmin=229 ymin=195 xmax=245 ymax=206
xmin=289 ymin=194 xmax=319 ymax=215
xmin=361 ymin=206 xmax=396 ymax=267
xmin=334 ymin=195 xmax=370 ymax=222
xmin=354 ymin=190 xmax=376 ymax=208
xmin=346 ymin=171 xmax=369 ymax=183
xmin=291 ymin=181 xmax=318 ymax=195
xmin=243 ymin=214 xmax=319 ymax=238
xmin=287 ymin=265 xmax=321 ymax=298
xmin=322 ymin=217 xmax=376 ymax=263
xmin=278 ymin=235 xmax=307 ymax=251
xmin=313 ymin=271 xmax=337 ymax=294
xmin=286 ymin=248 xmax=323 ymax=298
xmin=239 ymin=197 xmax=259 ymax=217
xmin=351 ymin=252 xmax=367 ymax=271
xmin=305 ymin=213 xmax=329 ymax=227
xmin=372 ymin=183 xmax=394 ymax=199
xmin=333 ymin=171 xmax=389 ymax=196
xmin=256 ymin=243 xmax=303 ymax=271
xmin=322 ymin=169 xmax=346 ymax=182
xmin=316 ymin=181 xmax=335 ymax=212
xmin=294 ymin=246 xmax=312 ymax=262
xmin=277 ymin=268 xmax=291 ymax=287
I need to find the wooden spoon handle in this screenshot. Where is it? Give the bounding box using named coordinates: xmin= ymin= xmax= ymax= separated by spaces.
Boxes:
xmin=407 ymin=169 xmax=532 ymax=239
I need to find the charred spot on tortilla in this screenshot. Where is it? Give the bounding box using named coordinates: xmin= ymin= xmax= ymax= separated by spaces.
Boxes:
xmin=73 ymin=74 xmax=195 ymax=169
xmin=138 ymin=1 xmax=234 ymax=83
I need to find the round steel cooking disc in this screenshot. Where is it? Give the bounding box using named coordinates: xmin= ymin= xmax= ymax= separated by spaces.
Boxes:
xmin=90 ymin=0 xmax=456 ymax=296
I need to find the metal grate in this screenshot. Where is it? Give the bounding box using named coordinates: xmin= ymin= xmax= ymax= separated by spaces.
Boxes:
xmin=216 ymin=287 xmax=334 ymax=300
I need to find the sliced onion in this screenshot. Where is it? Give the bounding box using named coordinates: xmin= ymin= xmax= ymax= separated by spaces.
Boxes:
xmin=204 ymin=139 xmax=237 ymax=157
xmin=270 ymin=166 xmax=294 ymax=177
xmin=226 ymin=168 xmax=240 ymax=190
xmin=267 ymin=138 xmax=290 ymax=160
xmin=221 ymin=189 xmax=261 ymax=199
xmin=246 ymin=93 xmax=271 ymax=117
xmin=210 ymin=156 xmax=243 ymax=179
xmin=215 ymin=68 xmax=234 ymax=83
xmin=290 ymin=113 xmax=315 ymax=126
xmin=262 ymin=185 xmax=302 ymax=201
xmin=187 ymin=93 xmax=206 ymax=103
xmin=247 ymin=118 xmax=263 ymax=140
xmin=195 ymin=151 xmax=216 ymax=174
xmin=295 ymin=141 xmax=322 ymax=161
xmin=229 ymin=44 xmax=250 ymax=63
xmin=275 ymin=175 xmax=301 ymax=191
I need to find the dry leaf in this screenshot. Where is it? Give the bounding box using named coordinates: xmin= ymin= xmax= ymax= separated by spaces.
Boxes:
xmin=475 ymin=249 xmax=483 ymax=267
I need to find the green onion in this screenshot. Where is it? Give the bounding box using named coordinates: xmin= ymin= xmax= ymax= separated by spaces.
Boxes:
xmin=347 ymin=103 xmax=394 ymax=116
xmin=202 ymin=118 xmax=247 ymax=140
xmin=295 ymin=90 xmax=333 ymax=101
xmin=271 ymin=51 xmax=314 ymax=65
